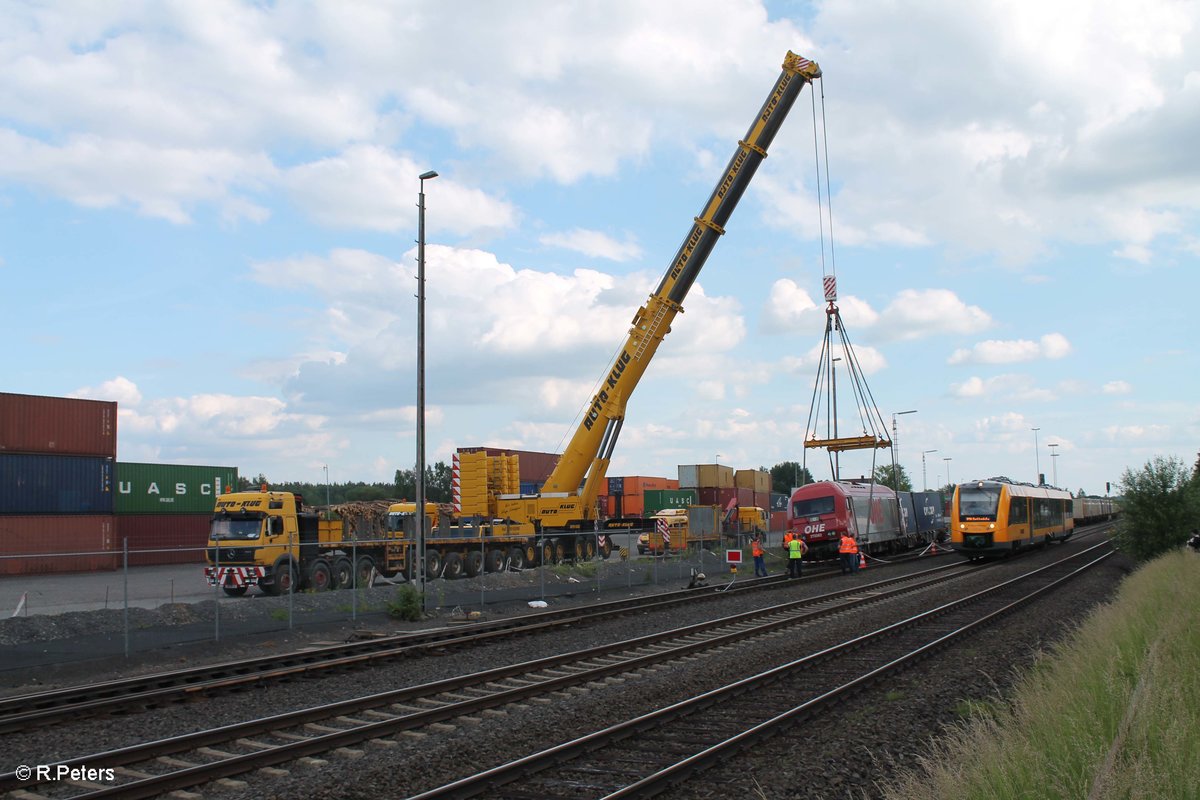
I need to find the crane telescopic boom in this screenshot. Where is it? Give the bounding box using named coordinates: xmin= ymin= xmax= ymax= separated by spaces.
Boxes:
xmin=503 ymin=51 xmax=821 ymax=529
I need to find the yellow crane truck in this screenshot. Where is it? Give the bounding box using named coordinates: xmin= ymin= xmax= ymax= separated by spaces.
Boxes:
xmin=452 ymin=50 xmax=822 ymax=561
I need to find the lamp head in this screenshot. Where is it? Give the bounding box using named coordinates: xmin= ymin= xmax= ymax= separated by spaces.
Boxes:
xmin=419 ymin=170 xmax=439 ymax=180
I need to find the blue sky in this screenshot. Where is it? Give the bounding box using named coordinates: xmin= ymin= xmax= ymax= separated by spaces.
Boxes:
xmin=3 ymin=1 xmax=1197 ymax=498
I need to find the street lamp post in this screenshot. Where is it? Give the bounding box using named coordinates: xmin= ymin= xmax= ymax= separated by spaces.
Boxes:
xmin=921 ymin=449 xmax=938 ymax=492
xmin=416 ymin=169 xmax=438 ymax=610
xmin=1031 ymin=427 xmax=1042 ymax=484
xmin=1048 ymin=443 xmax=1059 ymax=486
xmin=943 ymin=457 xmax=952 ymax=490
xmin=891 ymin=409 xmax=917 ymax=489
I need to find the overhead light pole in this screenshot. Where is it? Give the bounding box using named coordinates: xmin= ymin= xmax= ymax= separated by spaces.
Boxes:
xmin=943 ymin=456 xmax=952 ymax=490
xmin=416 ymin=169 xmax=438 ymax=610
xmin=1048 ymin=443 xmax=1059 ymax=486
xmin=1031 ymin=427 xmax=1042 ymax=484
xmin=921 ymin=449 xmax=938 ymax=492
xmin=891 ymin=409 xmax=917 ymax=489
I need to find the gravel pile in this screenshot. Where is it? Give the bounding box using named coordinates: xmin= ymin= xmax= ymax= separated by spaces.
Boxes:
xmin=0 ymin=541 xmax=1132 ymax=800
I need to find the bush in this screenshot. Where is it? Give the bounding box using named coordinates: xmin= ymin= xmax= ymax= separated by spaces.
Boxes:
xmin=1112 ymin=455 xmax=1200 ymax=561
xmin=387 ymin=585 xmax=423 ymax=621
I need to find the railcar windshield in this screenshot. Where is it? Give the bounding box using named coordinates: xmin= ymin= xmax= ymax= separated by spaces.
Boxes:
xmin=209 ymin=517 xmax=263 ymax=540
xmin=959 ymin=486 xmax=1001 ymax=518
xmin=793 ymin=495 xmax=836 ymax=518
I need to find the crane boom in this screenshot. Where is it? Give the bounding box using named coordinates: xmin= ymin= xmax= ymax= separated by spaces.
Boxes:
xmin=502 ymin=51 xmax=821 ymax=528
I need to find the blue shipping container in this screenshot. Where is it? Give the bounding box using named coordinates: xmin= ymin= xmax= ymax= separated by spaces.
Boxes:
xmin=0 ymin=453 xmax=114 ymax=515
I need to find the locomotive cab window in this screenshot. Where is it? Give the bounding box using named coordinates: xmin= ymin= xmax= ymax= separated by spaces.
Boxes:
xmin=959 ymin=485 xmax=1001 ymax=518
xmin=793 ymin=496 xmax=835 ymax=518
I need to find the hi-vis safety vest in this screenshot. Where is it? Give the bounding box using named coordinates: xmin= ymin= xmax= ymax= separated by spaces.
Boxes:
xmin=788 ymin=538 xmax=805 ymax=559
xmin=839 ymin=535 xmax=858 ymax=554
xmin=752 ymin=539 xmax=765 ymax=557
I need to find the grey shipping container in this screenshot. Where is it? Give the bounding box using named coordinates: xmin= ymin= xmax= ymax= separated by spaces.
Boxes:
xmin=0 ymin=392 xmax=117 ymax=458
xmin=897 ymin=492 xmax=919 ymax=535
xmin=0 ymin=453 xmax=113 ymax=515
xmin=910 ymin=491 xmax=946 ymax=534
xmin=115 ymin=462 xmax=239 ymax=515
xmin=769 ymin=492 xmax=788 ymax=512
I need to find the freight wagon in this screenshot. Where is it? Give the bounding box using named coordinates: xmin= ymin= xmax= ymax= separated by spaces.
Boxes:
xmin=788 ymin=481 xmax=936 ymax=560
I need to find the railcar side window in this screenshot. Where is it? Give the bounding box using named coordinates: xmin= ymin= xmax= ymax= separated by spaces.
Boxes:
xmin=959 ymin=486 xmax=1001 ymax=518
xmin=793 ymin=496 xmax=835 ymax=518
xmin=1008 ymin=496 xmax=1028 ymax=524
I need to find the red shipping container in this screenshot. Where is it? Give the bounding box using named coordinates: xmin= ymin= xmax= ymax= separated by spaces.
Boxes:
xmin=609 ymin=494 xmax=643 ymax=517
xmin=696 ymin=487 xmax=755 ymax=509
xmin=0 ymin=515 xmax=117 ymax=575
xmin=115 ymin=514 xmax=211 ymax=566
xmin=752 ymin=492 xmax=770 ymax=510
xmin=770 ymin=511 xmax=787 ymax=531
xmin=0 ymin=392 xmax=117 ymax=458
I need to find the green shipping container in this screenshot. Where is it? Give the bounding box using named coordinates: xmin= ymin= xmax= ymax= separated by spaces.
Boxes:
xmin=115 ymin=462 xmax=239 ymax=515
xmin=643 ymin=488 xmax=698 ymax=516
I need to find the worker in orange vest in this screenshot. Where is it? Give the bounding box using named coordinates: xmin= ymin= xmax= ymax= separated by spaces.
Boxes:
xmin=838 ymin=532 xmax=858 ymax=575
xmin=751 ymin=532 xmax=767 ymax=577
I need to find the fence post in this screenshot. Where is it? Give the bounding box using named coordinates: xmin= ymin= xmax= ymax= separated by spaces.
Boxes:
xmin=123 ymin=538 xmax=129 ymax=659
xmin=213 ymin=541 xmax=220 ymax=642
xmin=352 ymin=534 xmax=358 ymax=622
xmin=288 ymin=532 xmax=294 ymax=630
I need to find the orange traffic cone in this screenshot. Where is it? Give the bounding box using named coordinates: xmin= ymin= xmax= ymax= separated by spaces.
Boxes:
xmin=930 ymin=540 xmax=939 ymax=555
xmin=858 ymin=552 xmax=867 ymax=569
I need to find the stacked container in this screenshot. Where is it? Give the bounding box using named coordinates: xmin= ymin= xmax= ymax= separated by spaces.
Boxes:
xmin=114 ymin=462 xmax=239 ymax=566
xmin=605 ymin=475 xmax=680 ymax=517
xmin=0 ymin=392 xmax=118 ymax=575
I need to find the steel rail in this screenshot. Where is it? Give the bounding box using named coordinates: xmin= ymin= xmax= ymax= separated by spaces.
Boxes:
xmin=0 ymin=560 xmax=979 ymax=798
xmin=407 ymin=541 xmax=1112 ymax=798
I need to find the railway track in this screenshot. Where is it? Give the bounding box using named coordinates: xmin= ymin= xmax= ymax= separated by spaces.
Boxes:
xmin=0 ymin=558 xmax=983 ymax=798
xmin=0 ymin=549 xmax=949 ymax=734
xmin=411 ymin=539 xmax=1114 ymax=799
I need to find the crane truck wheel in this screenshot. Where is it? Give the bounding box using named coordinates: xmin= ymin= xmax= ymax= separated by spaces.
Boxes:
xmin=306 ymin=560 xmax=333 ymax=592
xmin=574 ymin=539 xmax=586 ymax=560
xmin=425 ymin=549 xmax=443 ymax=579
xmin=484 ymin=548 xmax=504 ymax=573
xmin=585 ymin=539 xmax=597 ymax=560
xmin=330 ymin=557 xmax=354 ymax=590
xmin=465 ymin=550 xmax=484 ymax=577
xmin=554 ymin=541 xmax=567 ymax=563
xmin=538 ymin=541 xmax=554 ymax=566
xmin=222 ymin=586 xmax=248 ymax=597
xmin=509 ymin=547 xmax=527 ymax=570
xmin=600 ymin=537 xmax=612 ymax=559
xmin=442 ymin=552 xmax=464 ymax=580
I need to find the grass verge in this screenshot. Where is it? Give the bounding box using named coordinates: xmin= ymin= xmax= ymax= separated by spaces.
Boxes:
xmin=882 ymin=550 xmax=1200 ymax=800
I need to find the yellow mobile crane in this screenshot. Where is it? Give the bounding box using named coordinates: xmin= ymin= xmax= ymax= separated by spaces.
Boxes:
xmin=486 ymin=51 xmax=822 ymax=558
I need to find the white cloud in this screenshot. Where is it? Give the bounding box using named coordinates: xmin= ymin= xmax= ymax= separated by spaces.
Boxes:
xmin=949 ymin=333 xmax=1073 ymax=364
xmin=71 ymin=376 xmax=143 ymax=406
xmin=1102 ymin=380 xmax=1133 ymax=394
xmin=539 ymin=228 xmax=643 ymax=262
xmin=877 ymin=290 xmax=992 ymax=341
xmin=950 ymin=374 xmax=1056 ymax=402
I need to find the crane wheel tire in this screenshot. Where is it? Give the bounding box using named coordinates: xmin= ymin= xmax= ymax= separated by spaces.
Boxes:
xmin=585 ymin=539 xmax=597 ymax=560
xmin=554 ymin=541 xmax=567 ymax=563
xmin=306 ymin=560 xmax=333 ymax=592
xmin=330 ymin=557 xmax=354 ymax=590
xmin=222 ymin=586 xmax=248 ymax=597
xmin=574 ymin=539 xmax=585 ymax=560
xmin=425 ymin=549 xmax=443 ymax=579
xmin=442 ymin=552 xmax=464 ymax=580
xmin=510 ymin=547 xmax=528 ymax=570
xmin=465 ymin=550 xmax=484 ymax=577
xmin=355 ymin=555 xmax=376 ymax=587
xmin=600 ymin=539 xmax=612 ymax=559
xmin=484 ymin=548 xmax=505 ymax=573
xmin=539 ymin=542 xmax=554 ymax=565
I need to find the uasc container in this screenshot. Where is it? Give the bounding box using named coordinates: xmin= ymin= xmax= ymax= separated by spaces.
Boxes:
xmin=0 ymin=392 xmax=117 ymax=458
xmin=115 ymin=462 xmax=239 ymax=515
xmin=0 ymin=453 xmax=114 ymax=515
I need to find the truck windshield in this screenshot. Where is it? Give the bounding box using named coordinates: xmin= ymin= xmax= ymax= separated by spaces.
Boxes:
xmin=959 ymin=486 xmax=1001 ymax=518
xmin=210 ymin=518 xmax=263 ymax=541
xmin=793 ymin=496 xmax=835 ymax=518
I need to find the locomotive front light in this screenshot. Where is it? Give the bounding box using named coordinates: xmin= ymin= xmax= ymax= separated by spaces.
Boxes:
xmin=989 ymin=523 xmax=995 ymax=529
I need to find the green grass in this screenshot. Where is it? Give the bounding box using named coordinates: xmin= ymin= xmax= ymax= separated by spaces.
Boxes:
xmin=882 ymin=550 xmax=1200 ymax=800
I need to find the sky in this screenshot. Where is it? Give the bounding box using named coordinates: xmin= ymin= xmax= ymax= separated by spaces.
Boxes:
xmin=3 ymin=0 xmax=1198 ymax=499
